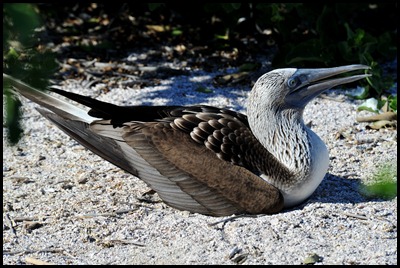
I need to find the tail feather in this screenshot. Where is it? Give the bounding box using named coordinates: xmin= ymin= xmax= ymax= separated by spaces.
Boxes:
xmin=36 ymin=108 xmax=139 ymax=176
xmin=3 ymin=73 xmax=96 ymax=123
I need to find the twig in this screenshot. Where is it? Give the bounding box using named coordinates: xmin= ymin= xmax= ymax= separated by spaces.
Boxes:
xmin=319 ymin=94 xmax=345 ymax=102
xmin=4 ymin=213 xmax=17 ymax=235
xmin=75 ymin=213 xmax=117 ymax=219
xmin=75 ymin=208 xmax=139 ymax=219
xmin=343 ymin=212 xmax=368 ymax=220
xmin=25 ymin=257 xmax=56 ymax=265
xmin=99 ymin=239 xmax=145 ymax=247
xmin=207 ymin=214 xmax=259 ymax=227
xmin=356 ymin=112 xmax=397 ymax=122
xmin=4 ymin=248 xmax=64 ymax=256
xmin=13 ymin=216 xmax=41 ymax=222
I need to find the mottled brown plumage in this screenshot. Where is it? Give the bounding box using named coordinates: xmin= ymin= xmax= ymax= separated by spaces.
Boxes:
xmin=3 ymin=65 xmax=370 ymax=216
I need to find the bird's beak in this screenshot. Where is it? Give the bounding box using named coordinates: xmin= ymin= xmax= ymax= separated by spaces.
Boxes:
xmin=286 ymin=64 xmax=371 ymax=107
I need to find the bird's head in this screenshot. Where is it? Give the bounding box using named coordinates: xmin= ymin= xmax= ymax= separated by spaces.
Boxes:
xmin=249 ymin=64 xmax=371 ymax=112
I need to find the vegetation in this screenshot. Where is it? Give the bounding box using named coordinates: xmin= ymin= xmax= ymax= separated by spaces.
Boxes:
xmin=201 ymin=3 xmax=397 ymax=112
xmin=147 ymin=3 xmax=396 ymax=99
xmin=359 ymin=163 xmax=397 ymax=200
xmin=3 ymin=3 xmax=57 ymax=144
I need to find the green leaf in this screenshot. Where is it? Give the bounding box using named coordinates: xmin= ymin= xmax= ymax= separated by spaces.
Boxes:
xmin=346 ymin=87 xmax=369 ymax=100
xmin=357 ymin=98 xmax=380 ymax=113
xmin=4 ymin=4 xmax=41 ymax=46
xmin=3 ymin=86 xmax=23 ymax=145
xmin=360 ymin=163 xmax=397 ymax=200
xmin=172 ymin=28 xmax=183 ymax=36
xmin=388 ymin=95 xmax=397 ymax=112
xmin=5 ymin=47 xmax=20 ymax=60
xmin=364 ymin=181 xmax=397 ymax=199
xmin=270 ymin=4 xmax=285 ymax=22
xmin=215 ymin=29 xmax=229 ymax=40
xmin=353 ymin=28 xmax=365 ymax=46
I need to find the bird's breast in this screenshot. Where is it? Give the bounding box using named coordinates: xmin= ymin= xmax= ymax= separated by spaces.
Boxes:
xmin=281 ymin=129 xmax=329 ymax=208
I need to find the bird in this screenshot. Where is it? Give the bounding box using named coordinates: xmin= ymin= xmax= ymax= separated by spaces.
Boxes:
xmin=3 ymin=64 xmax=371 ymax=217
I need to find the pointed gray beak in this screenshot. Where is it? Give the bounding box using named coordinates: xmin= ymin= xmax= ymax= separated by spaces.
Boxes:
xmin=285 ymin=64 xmax=371 ymax=107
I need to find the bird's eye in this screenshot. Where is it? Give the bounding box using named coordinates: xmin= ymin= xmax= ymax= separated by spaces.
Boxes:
xmin=287 ymin=77 xmax=298 ymax=89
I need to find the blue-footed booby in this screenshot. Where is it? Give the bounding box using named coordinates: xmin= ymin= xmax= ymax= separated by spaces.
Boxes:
xmin=3 ymin=65 xmax=370 ymax=216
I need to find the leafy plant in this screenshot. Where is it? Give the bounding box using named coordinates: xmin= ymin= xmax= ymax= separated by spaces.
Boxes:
xmin=263 ymin=4 xmax=395 ymax=97
xmin=198 ymin=3 xmax=397 ymax=111
xmin=359 ymin=163 xmax=397 ymax=200
xmin=3 ymin=3 xmax=57 ymax=144
xmin=197 ymin=4 xmax=396 ymax=96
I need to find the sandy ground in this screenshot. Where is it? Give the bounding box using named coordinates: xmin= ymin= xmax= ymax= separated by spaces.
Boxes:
xmin=3 ymin=68 xmax=397 ymax=265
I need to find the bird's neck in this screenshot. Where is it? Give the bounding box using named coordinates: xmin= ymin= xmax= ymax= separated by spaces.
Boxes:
xmin=249 ymin=107 xmax=310 ymax=172
xmin=248 ymin=105 xmax=329 ymax=207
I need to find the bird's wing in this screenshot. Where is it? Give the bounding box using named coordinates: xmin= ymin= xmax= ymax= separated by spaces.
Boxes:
xmin=5 ymin=75 xmax=283 ymax=216
xmin=36 ymin=108 xmax=282 ymax=216
xmin=91 ymin=118 xmax=283 ymax=216
xmin=49 ymin=86 xmax=286 ymax=177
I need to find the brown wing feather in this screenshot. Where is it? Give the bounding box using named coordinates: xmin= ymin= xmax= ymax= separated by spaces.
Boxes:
xmin=31 ymin=89 xmax=285 ymax=216
xmin=124 ymin=122 xmax=283 ymax=215
xmin=42 ymin=105 xmax=285 ymax=215
xmin=92 ymin=120 xmax=244 ymax=216
xmin=168 ymin=110 xmax=292 ymax=179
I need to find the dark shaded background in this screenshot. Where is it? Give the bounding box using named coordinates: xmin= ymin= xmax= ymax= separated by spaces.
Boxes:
xmin=35 ymin=3 xmax=397 ymax=66
xmin=3 ymin=3 xmax=398 ymax=144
